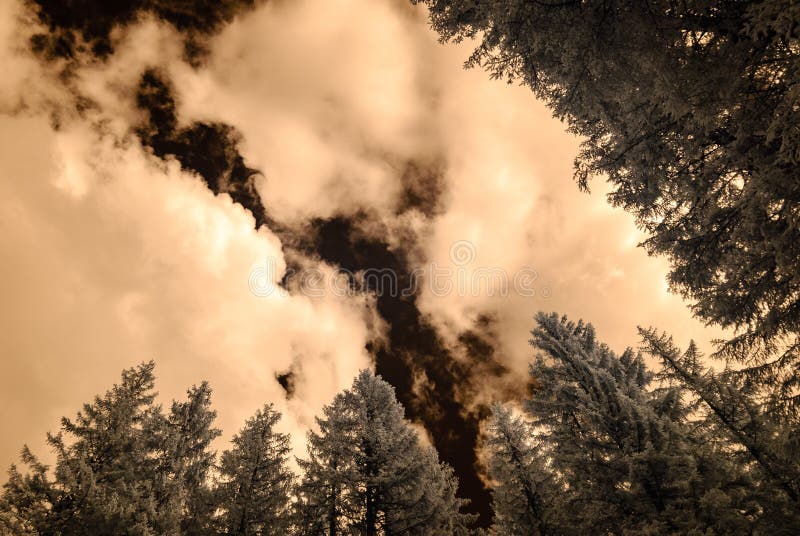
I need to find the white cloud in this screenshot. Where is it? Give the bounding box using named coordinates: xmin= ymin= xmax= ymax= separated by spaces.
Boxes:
xmin=0 ymin=115 xmax=371 ymax=468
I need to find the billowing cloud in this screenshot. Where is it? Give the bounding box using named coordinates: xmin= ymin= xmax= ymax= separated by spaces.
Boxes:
xmin=0 ymin=114 xmax=372 ymax=476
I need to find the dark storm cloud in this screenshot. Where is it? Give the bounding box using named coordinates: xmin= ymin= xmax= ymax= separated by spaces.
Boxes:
xmin=276 ymin=212 xmax=526 ymax=521
xmin=135 ymin=68 xmax=268 ymax=228
xmin=275 ymin=369 xmax=296 ymax=398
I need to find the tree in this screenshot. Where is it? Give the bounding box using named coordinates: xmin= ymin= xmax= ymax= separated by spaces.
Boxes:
xmin=0 ymin=362 xmax=166 ymax=535
xmin=295 ymin=369 xmax=473 ymax=535
xmin=518 ymin=312 xmax=755 ymax=534
xmin=158 ymin=382 xmax=221 ymax=535
xmin=0 ymin=362 xmax=220 ymax=535
xmin=417 ymin=0 xmax=800 ymax=391
xmin=215 ymin=404 xmax=294 ymax=535
xmin=485 ymin=404 xmax=551 ymax=536
xmin=641 ymin=328 xmax=800 ymax=532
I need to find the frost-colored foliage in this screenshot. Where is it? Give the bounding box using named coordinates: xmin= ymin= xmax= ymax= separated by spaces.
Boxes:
xmin=0 ymin=362 xmax=220 ymax=535
xmin=215 ymin=404 xmax=294 ymax=535
xmin=485 ymin=404 xmax=551 ymax=536
xmin=0 ymin=365 xmax=476 ymax=535
xmin=417 ymin=0 xmax=800 ymax=396
xmin=491 ymin=312 xmax=770 ymax=534
xmin=295 ymin=369 xmax=474 ymax=535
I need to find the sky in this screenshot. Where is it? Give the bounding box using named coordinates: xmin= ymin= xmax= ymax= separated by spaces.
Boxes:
xmin=0 ymin=0 xmax=722 ymax=524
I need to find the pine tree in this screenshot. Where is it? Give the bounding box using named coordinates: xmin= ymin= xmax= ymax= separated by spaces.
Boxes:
xmin=641 ymin=328 xmax=800 ymax=532
xmin=0 ymin=362 xmax=221 ymax=535
xmin=215 ymin=404 xmax=294 ymax=535
xmin=417 ymin=0 xmax=800 ymax=388
xmin=295 ymin=369 xmax=473 ymax=535
xmin=519 ymin=312 xmax=754 ymax=534
xmin=485 ymin=404 xmax=550 ymax=536
xmin=159 ymin=382 xmax=221 ymax=535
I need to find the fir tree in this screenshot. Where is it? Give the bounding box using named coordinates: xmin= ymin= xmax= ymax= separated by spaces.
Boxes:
xmin=159 ymin=382 xmax=221 ymax=535
xmin=641 ymin=328 xmax=800 ymax=532
xmin=518 ymin=312 xmax=754 ymax=534
xmin=0 ymin=362 xmax=220 ymax=535
xmin=485 ymin=404 xmax=551 ymax=536
xmin=295 ymin=369 xmax=473 ymax=535
xmin=215 ymin=404 xmax=294 ymax=535
xmin=0 ymin=362 xmax=166 ymax=535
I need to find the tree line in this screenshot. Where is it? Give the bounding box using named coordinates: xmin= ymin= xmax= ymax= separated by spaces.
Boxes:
xmin=4 ymin=311 xmax=800 ymax=534
xmin=0 ymin=364 xmax=472 ymax=535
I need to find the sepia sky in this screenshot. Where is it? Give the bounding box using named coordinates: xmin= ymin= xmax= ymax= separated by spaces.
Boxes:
xmin=0 ymin=0 xmax=722 ymax=521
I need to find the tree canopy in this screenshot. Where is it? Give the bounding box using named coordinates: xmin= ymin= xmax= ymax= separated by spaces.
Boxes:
xmin=417 ymin=0 xmax=800 ymax=391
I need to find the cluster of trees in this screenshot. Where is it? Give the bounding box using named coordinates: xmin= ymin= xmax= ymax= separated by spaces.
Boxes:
xmin=488 ymin=313 xmax=800 ymax=534
xmin=5 ymin=313 xmax=800 ymax=534
xmin=411 ymin=2 xmax=800 ymax=532
xmin=0 ymin=365 xmax=471 ymax=535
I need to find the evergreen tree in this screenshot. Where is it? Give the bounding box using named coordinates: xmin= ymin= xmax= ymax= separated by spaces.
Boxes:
xmin=215 ymin=404 xmax=294 ymax=535
xmin=295 ymin=369 xmax=473 ymax=535
xmin=641 ymin=328 xmax=800 ymax=532
xmin=1 ymin=362 xmax=165 ymax=535
xmin=518 ymin=312 xmax=754 ymax=534
xmin=485 ymin=404 xmax=551 ymax=536
xmin=158 ymin=382 xmax=221 ymax=535
xmin=0 ymin=362 xmax=220 ymax=535
xmin=417 ymin=0 xmax=800 ymax=387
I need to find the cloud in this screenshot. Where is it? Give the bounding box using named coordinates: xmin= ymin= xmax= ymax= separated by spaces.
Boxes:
xmin=0 ymin=114 xmax=371 ymax=473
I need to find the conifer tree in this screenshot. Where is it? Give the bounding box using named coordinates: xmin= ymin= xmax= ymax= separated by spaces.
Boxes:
xmin=485 ymin=404 xmax=550 ymax=536
xmin=641 ymin=328 xmax=800 ymax=532
xmin=0 ymin=362 xmax=220 ymax=535
xmin=295 ymin=369 xmax=473 ymax=535
xmin=215 ymin=404 xmax=294 ymax=535
xmin=417 ymin=0 xmax=800 ymax=388
xmin=159 ymin=382 xmax=221 ymax=535
xmin=0 ymin=362 xmax=165 ymax=534
xmin=518 ymin=312 xmax=754 ymax=534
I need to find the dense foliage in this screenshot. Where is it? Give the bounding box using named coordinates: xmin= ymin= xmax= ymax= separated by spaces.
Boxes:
xmin=417 ymin=0 xmax=800 ymax=397
xmin=484 ymin=313 xmax=800 ymax=535
xmin=296 ymin=370 xmax=473 ymax=535
xmin=0 ymin=365 xmax=471 ymax=535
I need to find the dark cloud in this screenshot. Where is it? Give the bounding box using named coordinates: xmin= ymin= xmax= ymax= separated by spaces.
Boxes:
xmin=280 ymin=212 xmax=527 ymax=524
xmin=275 ymin=370 xmax=296 ymax=398
xmin=396 ymin=159 xmax=447 ymax=217
xmin=130 ymin=66 xmax=509 ymax=523
xmin=131 ymin=63 xmax=519 ymax=525
xmin=27 ymin=0 xmax=261 ymax=64
xmin=135 ymin=68 xmax=267 ymax=227
xmin=20 ymin=4 xmax=525 ymax=527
